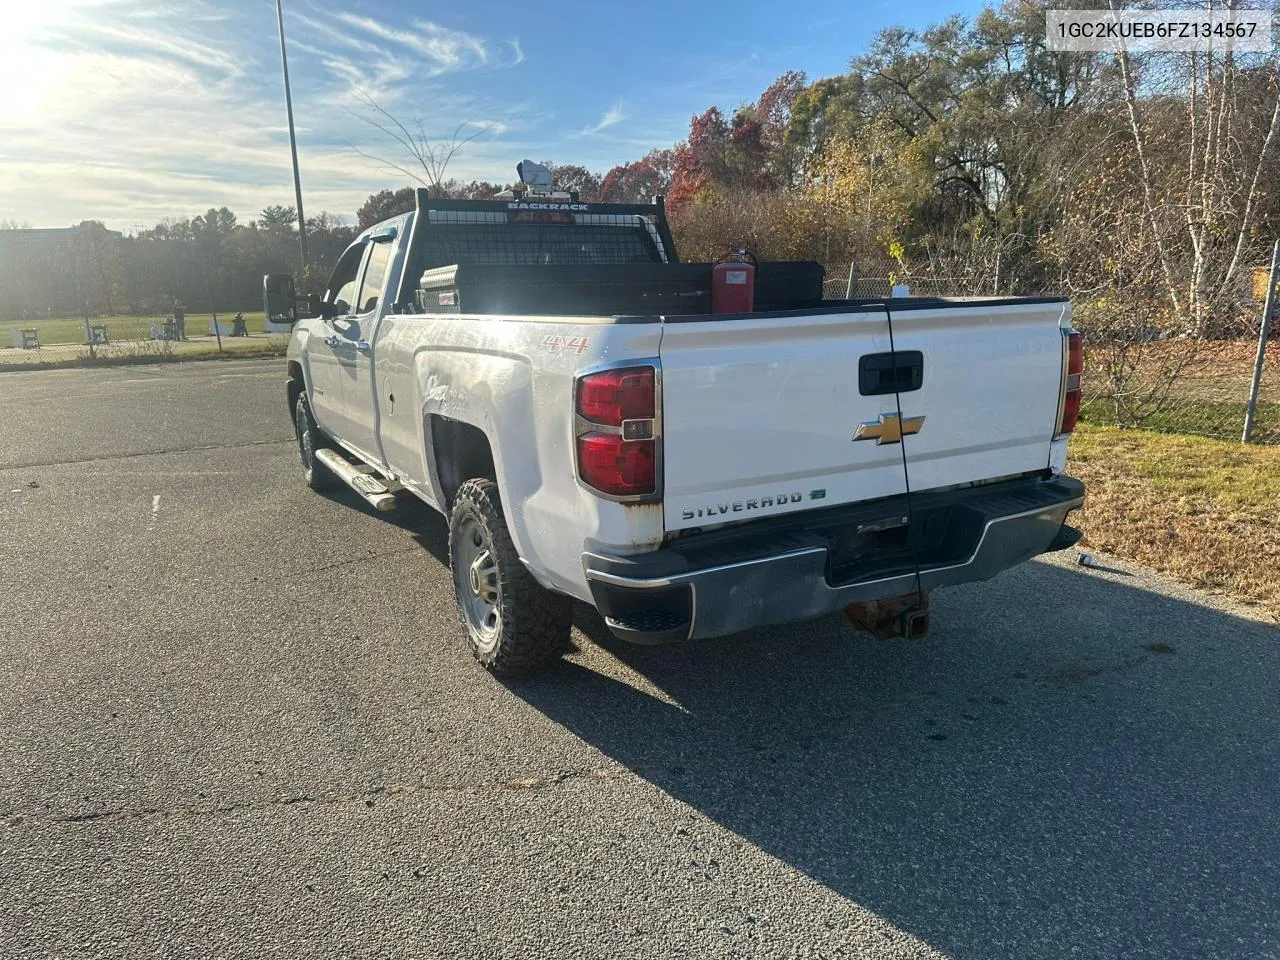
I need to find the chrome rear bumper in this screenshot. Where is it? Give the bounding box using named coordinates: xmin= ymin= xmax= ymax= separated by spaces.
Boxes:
xmin=583 ymin=474 xmax=1085 ymax=643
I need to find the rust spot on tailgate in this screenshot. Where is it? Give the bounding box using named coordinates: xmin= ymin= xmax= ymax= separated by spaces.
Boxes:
xmin=621 ymin=501 xmax=666 ymax=551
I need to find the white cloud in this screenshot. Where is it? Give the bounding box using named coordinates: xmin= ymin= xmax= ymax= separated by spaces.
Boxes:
xmin=58 ymin=20 xmax=243 ymax=78
xmin=334 ymin=12 xmax=491 ymax=76
xmin=289 ymin=11 xmax=385 ymax=56
xmin=576 ymin=102 xmax=626 ymax=138
xmin=0 ymin=0 xmax=536 ymax=229
xmin=311 ymin=50 xmax=413 ymax=102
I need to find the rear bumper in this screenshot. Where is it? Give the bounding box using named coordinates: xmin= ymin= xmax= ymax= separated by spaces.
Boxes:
xmin=583 ymin=474 xmax=1085 ymax=643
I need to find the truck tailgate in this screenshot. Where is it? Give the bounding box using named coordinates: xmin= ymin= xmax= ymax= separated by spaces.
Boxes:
xmin=657 ymin=299 xmax=1069 ymax=534
xmin=886 ymin=299 xmax=1068 ymax=492
xmin=658 ymin=308 xmax=909 ymax=533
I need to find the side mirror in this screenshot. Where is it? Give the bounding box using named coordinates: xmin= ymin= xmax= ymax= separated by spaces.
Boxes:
xmin=263 ymin=273 xmax=298 ymax=325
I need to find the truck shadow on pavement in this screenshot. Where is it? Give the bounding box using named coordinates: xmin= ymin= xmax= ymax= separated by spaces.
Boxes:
xmin=357 ymin=493 xmax=1278 ymax=958
xmin=505 ymin=562 xmax=1279 ymax=960
xmin=320 ymin=488 xmax=452 ymax=567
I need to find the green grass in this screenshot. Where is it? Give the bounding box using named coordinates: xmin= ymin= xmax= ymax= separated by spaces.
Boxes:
xmin=1069 ymin=424 xmax=1280 ymax=618
xmin=0 ymin=333 xmax=288 ymax=369
xmin=1073 ymin=424 xmax=1280 ymax=518
xmin=0 ymin=311 xmax=269 ymax=345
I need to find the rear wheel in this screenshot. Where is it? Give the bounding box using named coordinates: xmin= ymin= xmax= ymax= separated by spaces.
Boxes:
xmin=449 ymin=479 xmax=571 ymax=675
xmin=294 ymin=392 xmax=338 ymax=492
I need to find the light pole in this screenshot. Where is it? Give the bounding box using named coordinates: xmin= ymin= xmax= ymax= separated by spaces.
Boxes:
xmin=275 ymin=0 xmax=308 ymax=268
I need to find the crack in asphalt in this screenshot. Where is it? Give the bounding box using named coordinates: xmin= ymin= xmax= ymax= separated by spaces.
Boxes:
xmin=0 ymin=438 xmax=294 ymax=473
xmin=4 ymin=766 xmax=627 ymax=828
xmin=299 ymin=545 xmax=422 ymax=577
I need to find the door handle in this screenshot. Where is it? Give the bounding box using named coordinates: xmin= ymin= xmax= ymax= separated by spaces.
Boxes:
xmin=323 ymin=334 xmax=368 ymax=351
xmin=859 ymin=351 xmax=924 ymax=396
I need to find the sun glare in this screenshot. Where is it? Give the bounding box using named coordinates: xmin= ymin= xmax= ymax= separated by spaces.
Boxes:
xmin=0 ymin=0 xmax=100 ymax=124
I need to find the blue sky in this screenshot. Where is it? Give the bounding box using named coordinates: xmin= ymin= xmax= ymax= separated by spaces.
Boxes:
xmin=0 ymin=0 xmax=986 ymax=230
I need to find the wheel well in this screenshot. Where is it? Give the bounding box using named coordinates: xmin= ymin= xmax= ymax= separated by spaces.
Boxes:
xmin=430 ymin=416 xmax=496 ymax=508
xmin=286 ymin=361 xmax=304 ymax=416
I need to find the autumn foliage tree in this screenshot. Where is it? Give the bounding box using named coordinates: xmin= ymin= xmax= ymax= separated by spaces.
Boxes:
xmin=598 ymin=150 xmax=674 ymax=203
xmin=547 ymin=163 xmax=602 ymax=199
xmin=667 ymin=108 xmax=731 ymax=205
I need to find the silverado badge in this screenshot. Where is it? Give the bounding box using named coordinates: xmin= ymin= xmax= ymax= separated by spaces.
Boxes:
xmin=852 ymin=412 xmax=925 ymax=445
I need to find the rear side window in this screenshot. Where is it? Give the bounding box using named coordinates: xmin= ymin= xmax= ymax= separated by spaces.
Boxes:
xmin=356 ymin=241 xmax=392 ymax=315
xmin=421 ymin=223 xmax=659 ymax=267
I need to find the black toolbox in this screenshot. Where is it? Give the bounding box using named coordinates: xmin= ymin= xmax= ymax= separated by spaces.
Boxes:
xmin=417 ymin=264 xmax=712 ymax=316
xmin=753 ymin=261 xmax=826 ymax=311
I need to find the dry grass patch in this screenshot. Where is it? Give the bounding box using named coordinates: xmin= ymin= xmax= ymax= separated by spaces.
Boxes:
xmin=1068 ymin=425 xmax=1280 ymax=621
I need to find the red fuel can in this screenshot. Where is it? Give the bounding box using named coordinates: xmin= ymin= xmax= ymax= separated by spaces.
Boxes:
xmin=711 ymin=252 xmax=755 ymax=314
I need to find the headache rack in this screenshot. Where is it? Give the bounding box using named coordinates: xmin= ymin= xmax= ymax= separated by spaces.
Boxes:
xmin=391 ymin=189 xmax=681 ymax=311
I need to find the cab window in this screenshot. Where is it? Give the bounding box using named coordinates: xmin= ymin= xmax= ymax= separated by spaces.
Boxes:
xmin=326 ymin=243 xmax=367 ymax=316
xmin=356 ymin=241 xmax=393 ymax=315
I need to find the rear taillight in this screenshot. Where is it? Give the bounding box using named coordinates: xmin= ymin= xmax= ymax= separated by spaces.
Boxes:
xmin=577 ymin=367 xmax=655 ymax=426
xmin=1057 ymin=330 xmax=1083 ymax=435
xmin=575 ymin=365 xmax=659 ymax=498
xmin=576 ymin=433 xmax=656 ymax=496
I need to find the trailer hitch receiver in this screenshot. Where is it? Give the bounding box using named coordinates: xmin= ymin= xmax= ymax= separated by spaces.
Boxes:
xmin=844 ymin=591 xmax=931 ymax=641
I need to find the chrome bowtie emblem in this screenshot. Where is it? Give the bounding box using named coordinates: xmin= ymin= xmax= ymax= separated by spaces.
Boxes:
xmin=852 ymin=413 xmax=926 ymax=445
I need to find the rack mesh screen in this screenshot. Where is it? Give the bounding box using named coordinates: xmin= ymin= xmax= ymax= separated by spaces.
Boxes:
xmin=419 ymin=217 xmax=661 ymax=267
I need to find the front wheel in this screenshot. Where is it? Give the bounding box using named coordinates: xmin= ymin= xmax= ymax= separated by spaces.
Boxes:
xmin=294 ymin=392 xmax=338 ymax=492
xmin=449 ymin=479 xmax=571 ymax=675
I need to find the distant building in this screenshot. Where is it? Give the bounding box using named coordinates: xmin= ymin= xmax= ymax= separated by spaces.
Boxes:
xmin=0 ymin=226 xmax=123 ymax=250
xmin=0 ymin=225 xmax=122 ymax=242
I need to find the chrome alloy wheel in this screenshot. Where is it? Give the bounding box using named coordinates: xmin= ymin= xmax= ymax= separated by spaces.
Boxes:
xmin=453 ymin=517 xmax=501 ymax=650
xmin=295 ymin=403 xmax=315 ymax=470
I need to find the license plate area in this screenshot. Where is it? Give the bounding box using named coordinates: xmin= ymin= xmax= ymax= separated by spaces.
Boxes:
xmin=825 ymin=504 xmax=963 ymax=586
xmin=825 ymin=514 xmax=912 ymax=585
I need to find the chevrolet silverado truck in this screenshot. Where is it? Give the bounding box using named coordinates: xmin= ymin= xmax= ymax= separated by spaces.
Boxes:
xmin=272 ymin=172 xmax=1084 ymax=675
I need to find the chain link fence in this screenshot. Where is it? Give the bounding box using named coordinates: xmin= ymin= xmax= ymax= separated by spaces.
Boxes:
xmin=5 ymin=262 xmax=1275 ymax=444
xmin=822 ymin=257 xmax=1279 ymax=445
xmin=1078 ymin=338 xmax=1279 ymax=444
xmin=0 ymin=312 xmax=288 ymax=369
xmin=821 ymin=263 xmax=992 ymax=300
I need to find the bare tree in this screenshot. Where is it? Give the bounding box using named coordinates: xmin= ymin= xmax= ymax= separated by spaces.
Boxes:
xmin=1110 ymin=0 xmax=1280 ymax=335
xmin=349 ymin=92 xmax=490 ymax=194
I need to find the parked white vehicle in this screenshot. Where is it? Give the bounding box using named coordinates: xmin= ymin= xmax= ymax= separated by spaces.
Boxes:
xmin=275 ymin=176 xmax=1084 ymax=674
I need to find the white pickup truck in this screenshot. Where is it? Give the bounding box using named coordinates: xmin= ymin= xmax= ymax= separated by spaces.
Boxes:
xmin=273 ymin=180 xmax=1085 ymax=674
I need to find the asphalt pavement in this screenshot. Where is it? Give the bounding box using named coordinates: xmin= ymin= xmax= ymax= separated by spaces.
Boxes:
xmin=1 ymin=359 xmax=1277 ymax=959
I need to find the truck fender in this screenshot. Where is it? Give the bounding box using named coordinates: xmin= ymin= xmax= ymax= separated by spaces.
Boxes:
xmin=414 ymin=352 xmax=548 ymax=582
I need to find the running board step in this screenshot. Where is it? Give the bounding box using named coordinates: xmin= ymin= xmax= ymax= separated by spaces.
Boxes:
xmin=314 ymin=448 xmax=400 ymax=512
